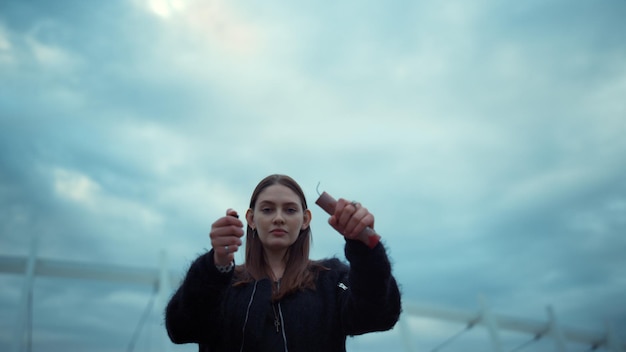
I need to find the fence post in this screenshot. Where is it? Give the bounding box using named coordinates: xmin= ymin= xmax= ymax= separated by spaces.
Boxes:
xmin=158 ymin=250 xmax=171 ymax=352
xmin=11 ymin=233 xmax=41 ymax=352
xmin=606 ymin=322 xmax=624 ymax=352
xmin=479 ymin=296 xmax=503 ymax=352
xmin=399 ymin=314 xmax=416 ymax=352
xmin=547 ymin=305 xmax=566 ymax=352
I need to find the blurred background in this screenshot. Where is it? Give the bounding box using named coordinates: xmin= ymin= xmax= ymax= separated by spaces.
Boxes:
xmin=1 ymin=0 xmax=625 ymax=351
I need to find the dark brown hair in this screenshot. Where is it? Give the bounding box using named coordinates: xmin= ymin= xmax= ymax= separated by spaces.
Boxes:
xmin=234 ymin=174 xmax=326 ymax=300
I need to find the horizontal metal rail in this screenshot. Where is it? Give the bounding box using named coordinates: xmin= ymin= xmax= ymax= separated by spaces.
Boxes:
xmin=404 ymin=302 xmax=625 ymax=351
xmin=0 ymin=255 xmax=179 ymax=287
xmin=1 ymin=254 xmax=624 ymax=352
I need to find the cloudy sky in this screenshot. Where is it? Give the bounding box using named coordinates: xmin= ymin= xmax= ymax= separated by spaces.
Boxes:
xmin=1 ymin=0 xmax=625 ymax=351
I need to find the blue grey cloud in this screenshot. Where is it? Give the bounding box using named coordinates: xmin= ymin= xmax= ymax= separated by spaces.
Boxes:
xmin=1 ymin=0 xmax=625 ymax=351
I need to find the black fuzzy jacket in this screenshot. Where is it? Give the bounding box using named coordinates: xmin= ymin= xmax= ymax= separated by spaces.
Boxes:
xmin=165 ymin=240 xmax=401 ymax=352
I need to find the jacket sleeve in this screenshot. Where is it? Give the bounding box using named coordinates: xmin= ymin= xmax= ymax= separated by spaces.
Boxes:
xmin=165 ymin=250 xmax=232 ymax=345
xmin=340 ymin=239 xmax=402 ymax=335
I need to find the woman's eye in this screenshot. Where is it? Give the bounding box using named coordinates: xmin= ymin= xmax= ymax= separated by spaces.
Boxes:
xmin=261 ymin=208 xmax=273 ymax=213
xmin=286 ymin=208 xmax=297 ymax=214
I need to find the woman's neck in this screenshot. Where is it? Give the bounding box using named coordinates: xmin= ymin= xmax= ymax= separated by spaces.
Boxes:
xmin=264 ymin=249 xmax=287 ymax=281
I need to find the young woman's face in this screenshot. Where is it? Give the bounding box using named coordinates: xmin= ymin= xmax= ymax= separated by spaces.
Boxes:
xmin=247 ymin=184 xmax=311 ymax=253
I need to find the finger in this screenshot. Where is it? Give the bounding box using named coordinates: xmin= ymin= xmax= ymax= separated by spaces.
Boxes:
xmin=226 ymin=208 xmax=239 ymax=218
xmin=328 ymin=216 xmax=341 ymax=233
xmin=334 ymin=198 xmax=349 ymax=217
xmin=210 ymin=216 xmax=244 ymax=239
xmin=209 ymin=225 xmax=244 ymax=241
xmin=343 ymin=214 xmax=362 ymax=237
xmin=347 ymin=211 xmax=373 ymax=238
xmin=337 ymin=201 xmax=358 ymax=228
xmin=216 ymin=236 xmax=244 ymax=247
xmin=212 ymin=238 xmax=242 ymax=264
xmin=329 ymin=199 xmax=354 ymax=234
xmin=211 ymin=234 xmax=243 ymax=249
xmin=218 ymin=243 xmax=241 ymax=256
xmin=328 ymin=199 xmax=346 ymax=232
xmin=351 ymin=204 xmax=369 ymax=224
xmin=218 ymin=214 xmax=244 ymax=228
xmin=343 ymin=202 xmax=364 ymax=233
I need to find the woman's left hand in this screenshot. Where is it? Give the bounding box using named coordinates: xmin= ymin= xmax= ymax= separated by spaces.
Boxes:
xmin=328 ymin=198 xmax=375 ymax=245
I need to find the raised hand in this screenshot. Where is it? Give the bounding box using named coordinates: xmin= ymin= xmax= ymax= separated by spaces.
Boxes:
xmin=210 ymin=208 xmax=244 ymax=266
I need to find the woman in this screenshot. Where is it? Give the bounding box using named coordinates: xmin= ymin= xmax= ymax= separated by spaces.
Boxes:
xmin=165 ymin=174 xmax=401 ymax=352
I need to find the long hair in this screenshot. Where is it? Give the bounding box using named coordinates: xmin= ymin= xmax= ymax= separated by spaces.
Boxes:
xmin=234 ymin=174 xmax=326 ymax=300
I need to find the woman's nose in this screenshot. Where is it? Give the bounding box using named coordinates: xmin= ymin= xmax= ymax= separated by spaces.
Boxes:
xmin=273 ymin=211 xmax=285 ymax=224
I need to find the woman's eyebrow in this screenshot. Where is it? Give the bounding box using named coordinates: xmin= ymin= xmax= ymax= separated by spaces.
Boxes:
xmin=258 ymin=200 xmax=299 ymax=207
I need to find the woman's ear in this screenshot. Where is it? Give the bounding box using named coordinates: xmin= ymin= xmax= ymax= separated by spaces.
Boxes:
xmin=301 ymin=209 xmax=312 ymax=230
xmin=246 ymin=208 xmax=254 ymax=229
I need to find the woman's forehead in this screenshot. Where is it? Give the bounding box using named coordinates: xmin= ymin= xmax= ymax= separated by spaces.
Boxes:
xmin=256 ymin=184 xmax=301 ymax=204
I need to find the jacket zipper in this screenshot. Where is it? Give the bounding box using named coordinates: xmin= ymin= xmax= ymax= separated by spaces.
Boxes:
xmin=275 ymin=281 xmax=289 ymax=352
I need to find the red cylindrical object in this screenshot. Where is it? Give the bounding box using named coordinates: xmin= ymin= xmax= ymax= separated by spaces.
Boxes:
xmin=315 ymin=192 xmax=337 ymax=215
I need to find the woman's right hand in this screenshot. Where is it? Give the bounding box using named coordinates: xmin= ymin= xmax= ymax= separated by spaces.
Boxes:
xmin=210 ymin=208 xmax=244 ymax=266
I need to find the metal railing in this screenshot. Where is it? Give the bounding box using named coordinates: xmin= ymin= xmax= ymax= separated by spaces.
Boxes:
xmin=1 ymin=243 xmax=624 ymax=352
